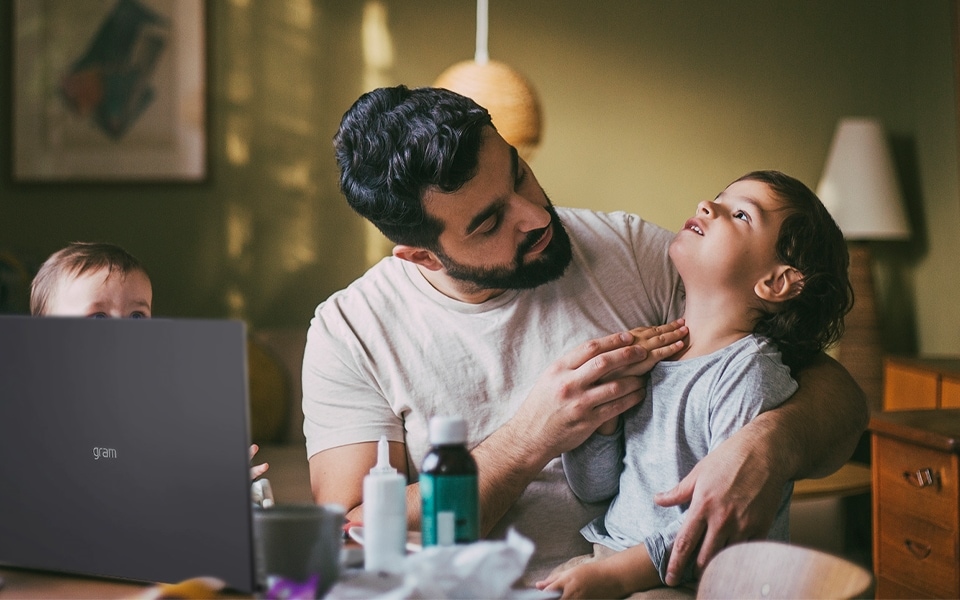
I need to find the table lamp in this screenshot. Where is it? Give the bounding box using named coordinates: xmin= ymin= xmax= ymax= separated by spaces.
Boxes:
xmin=816 ymin=117 xmax=910 ymax=411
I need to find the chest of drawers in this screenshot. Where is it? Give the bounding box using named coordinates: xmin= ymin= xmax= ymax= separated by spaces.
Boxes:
xmin=870 ymin=409 xmax=960 ymax=598
xmin=883 ymin=356 xmax=960 ymax=411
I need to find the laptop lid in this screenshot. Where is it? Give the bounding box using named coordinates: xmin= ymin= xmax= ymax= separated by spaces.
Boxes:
xmin=0 ymin=316 xmax=256 ymax=593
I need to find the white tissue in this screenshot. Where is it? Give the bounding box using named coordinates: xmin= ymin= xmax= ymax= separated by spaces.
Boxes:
xmin=329 ymin=529 xmax=538 ymax=600
xmin=404 ymin=529 xmax=535 ymax=599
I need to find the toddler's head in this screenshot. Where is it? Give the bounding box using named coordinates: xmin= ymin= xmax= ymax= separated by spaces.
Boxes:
xmin=736 ymin=170 xmax=852 ymax=370
xmin=30 ymin=242 xmax=152 ymax=318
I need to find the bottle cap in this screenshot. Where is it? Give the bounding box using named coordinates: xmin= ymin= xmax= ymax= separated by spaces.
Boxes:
xmin=429 ymin=416 xmax=467 ymax=445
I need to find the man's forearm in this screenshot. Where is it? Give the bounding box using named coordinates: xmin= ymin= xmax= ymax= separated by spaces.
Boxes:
xmin=470 ymin=422 xmax=557 ymax=535
xmin=751 ymin=353 xmax=868 ymax=481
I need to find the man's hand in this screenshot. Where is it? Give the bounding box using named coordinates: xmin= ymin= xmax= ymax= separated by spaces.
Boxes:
xmin=471 ymin=320 xmax=686 ymax=534
xmin=654 ymin=432 xmax=786 ymax=586
xmin=511 ymin=320 xmax=687 ymax=460
xmin=594 ymin=319 xmax=687 ymax=436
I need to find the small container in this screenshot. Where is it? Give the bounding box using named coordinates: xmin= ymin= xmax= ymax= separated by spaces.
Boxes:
xmin=420 ymin=416 xmax=479 ymax=546
xmin=362 ymin=435 xmax=407 ymax=573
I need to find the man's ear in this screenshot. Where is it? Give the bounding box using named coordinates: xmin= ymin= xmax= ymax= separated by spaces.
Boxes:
xmin=755 ymin=266 xmax=804 ymax=303
xmin=392 ymin=245 xmax=444 ymax=271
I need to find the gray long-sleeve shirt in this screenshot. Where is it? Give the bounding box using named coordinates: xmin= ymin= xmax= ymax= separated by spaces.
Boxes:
xmin=562 ymin=335 xmax=797 ymax=584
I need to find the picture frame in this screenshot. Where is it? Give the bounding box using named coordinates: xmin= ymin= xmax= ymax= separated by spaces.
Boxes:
xmin=12 ymin=0 xmax=206 ymax=182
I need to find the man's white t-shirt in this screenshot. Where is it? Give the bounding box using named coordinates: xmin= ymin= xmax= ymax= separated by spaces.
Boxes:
xmin=302 ymin=207 xmax=683 ymax=580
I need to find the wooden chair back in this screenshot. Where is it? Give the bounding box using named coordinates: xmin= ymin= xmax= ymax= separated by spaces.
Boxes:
xmin=696 ymin=541 xmax=874 ymax=599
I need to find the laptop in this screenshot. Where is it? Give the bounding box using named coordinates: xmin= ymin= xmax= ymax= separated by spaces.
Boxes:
xmin=0 ymin=316 xmax=256 ymax=593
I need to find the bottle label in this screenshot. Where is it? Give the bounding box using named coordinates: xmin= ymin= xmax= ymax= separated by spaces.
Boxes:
xmin=420 ymin=473 xmax=479 ymax=546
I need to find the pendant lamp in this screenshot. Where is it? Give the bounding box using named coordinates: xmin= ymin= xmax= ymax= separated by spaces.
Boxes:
xmin=433 ymin=0 xmax=542 ymax=159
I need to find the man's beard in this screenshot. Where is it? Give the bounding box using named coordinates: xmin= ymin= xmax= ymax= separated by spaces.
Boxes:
xmin=435 ymin=201 xmax=573 ymax=292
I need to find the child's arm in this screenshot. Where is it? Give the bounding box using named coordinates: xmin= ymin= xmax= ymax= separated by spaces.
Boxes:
xmin=561 ymin=421 xmax=624 ymax=503
xmin=537 ymin=544 xmax=662 ymax=599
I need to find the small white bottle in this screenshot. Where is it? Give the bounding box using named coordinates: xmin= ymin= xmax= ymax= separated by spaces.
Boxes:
xmin=362 ymin=435 xmax=407 ymax=573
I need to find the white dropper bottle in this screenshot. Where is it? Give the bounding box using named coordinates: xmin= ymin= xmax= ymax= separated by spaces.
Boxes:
xmin=362 ymin=435 xmax=407 ymax=573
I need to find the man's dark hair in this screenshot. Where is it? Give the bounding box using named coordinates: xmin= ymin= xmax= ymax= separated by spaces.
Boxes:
xmin=334 ymin=85 xmax=493 ymax=250
xmin=741 ymin=170 xmax=853 ymax=373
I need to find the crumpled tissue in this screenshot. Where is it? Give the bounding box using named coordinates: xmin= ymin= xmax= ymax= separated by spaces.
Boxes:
xmin=328 ymin=529 xmax=537 ymax=599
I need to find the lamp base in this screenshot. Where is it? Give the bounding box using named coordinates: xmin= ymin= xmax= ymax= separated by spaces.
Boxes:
xmin=835 ymin=242 xmax=883 ymax=412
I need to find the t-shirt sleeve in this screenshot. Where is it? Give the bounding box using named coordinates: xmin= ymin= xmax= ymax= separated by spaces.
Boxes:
xmin=706 ymin=349 xmax=798 ymax=451
xmin=561 ymin=421 xmax=624 ymax=503
xmin=301 ymin=303 xmax=405 ymax=459
xmin=623 ymin=212 xmax=685 ymax=324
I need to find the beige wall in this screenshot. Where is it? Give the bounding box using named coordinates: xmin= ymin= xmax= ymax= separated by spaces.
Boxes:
xmin=1 ymin=0 xmax=956 ymax=356
xmin=377 ymin=0 xmax=958 ymax=356
xmin=911 ymin=0 xmax=960 ymax=354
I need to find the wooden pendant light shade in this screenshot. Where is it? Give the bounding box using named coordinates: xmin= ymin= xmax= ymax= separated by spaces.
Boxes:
xmin=434 ymin=59 xmax=542 ymax=158
xmin=433 ymin=0 xmax=542 ymax=159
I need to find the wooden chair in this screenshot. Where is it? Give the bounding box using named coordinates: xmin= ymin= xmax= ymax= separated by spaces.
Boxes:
xmin=696 ymin=541 xmax=874 ymax=599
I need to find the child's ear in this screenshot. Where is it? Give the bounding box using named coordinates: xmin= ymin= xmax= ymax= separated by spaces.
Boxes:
xmin=392 ymin=245 xmax=444 ymax=271
xmin=755 ymin=266 xmax=804 ymax=303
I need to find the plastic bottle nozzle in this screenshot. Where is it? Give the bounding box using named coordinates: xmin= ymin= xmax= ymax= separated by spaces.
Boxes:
xmin=371 ymin=435 xmax=396 ymax=475
xmin=363 ymin=434 xmax=406 ymax=573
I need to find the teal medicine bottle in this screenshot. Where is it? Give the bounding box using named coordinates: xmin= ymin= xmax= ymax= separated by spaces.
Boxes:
xmin=420 ymin=416 xmax=479 ymax=546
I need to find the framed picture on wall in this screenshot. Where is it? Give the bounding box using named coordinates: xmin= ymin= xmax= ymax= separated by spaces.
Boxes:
xmin=12 ymin=0 xmax=206 ymax=182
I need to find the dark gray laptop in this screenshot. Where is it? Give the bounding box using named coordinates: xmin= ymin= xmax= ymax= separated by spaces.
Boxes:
xmin=0 ymin=316 xmax=256 ymax=593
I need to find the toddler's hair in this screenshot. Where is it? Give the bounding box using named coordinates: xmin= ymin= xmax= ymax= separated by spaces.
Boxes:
xmin=30 ymin=242 xmax=148 ymax=316
xmin=740 ymin=171 xmax=853 ymax=372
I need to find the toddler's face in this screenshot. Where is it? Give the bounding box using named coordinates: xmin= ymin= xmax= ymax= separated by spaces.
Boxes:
xmin=48 ymin=268 xmax=153 ymax=318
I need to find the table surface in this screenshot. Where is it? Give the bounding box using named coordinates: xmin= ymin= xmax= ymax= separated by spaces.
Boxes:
xmin=792 ymin=461 xmax=872 ymax=500
xmin=0 ymin=567 xmax=170 ymax=599
xmin=869 ymin=409 xmax=960 ymax=452
xmin=1 ymin=450 xmax=869 ymax=597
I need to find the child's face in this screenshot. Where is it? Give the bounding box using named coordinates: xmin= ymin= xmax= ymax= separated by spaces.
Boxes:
xmin=48 ymin=268 xmax=153 ymax=318
xmin=669 ymin=179 xmax=788 ymax=290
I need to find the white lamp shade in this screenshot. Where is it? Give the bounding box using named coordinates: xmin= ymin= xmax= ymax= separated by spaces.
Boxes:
xmin=816 ymin=118 xmax=910 ymax=240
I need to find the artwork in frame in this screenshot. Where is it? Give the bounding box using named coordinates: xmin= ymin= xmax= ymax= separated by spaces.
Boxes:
xmin=13 ymin=0 xmax=206 ymax=182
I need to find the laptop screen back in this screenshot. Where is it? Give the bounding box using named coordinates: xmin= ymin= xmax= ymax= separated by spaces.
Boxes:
xmin=0 ymin=316 xmax=256 ymax=593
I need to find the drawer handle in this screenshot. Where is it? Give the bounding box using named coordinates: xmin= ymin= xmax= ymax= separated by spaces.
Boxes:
xmin=904 ymin=539 xmax=932 ymax=559
xmin=903 ymin=468 xmax=938 ymax=488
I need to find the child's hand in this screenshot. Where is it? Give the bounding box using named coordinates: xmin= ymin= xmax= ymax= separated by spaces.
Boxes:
xmin=250 ymin=443 xmax=269 ymax=480
xmin=536 ymin=561 xmax=625 ymax=600
xmin=626 ymin=318 xmax=686 ymax=371
xmin=602 ymin=319 xmax=687 ymax=381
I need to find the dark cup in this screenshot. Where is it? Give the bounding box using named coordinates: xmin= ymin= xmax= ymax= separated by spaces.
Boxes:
xmin=253 ymin=503 xmax=345 ymax=598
